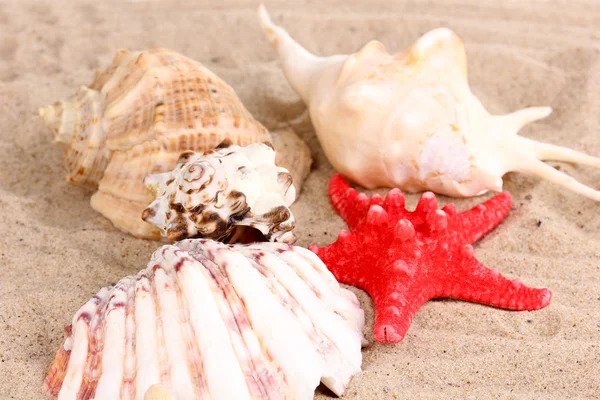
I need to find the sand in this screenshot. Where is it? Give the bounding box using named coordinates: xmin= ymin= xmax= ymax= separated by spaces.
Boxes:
xmin=1 ymin=0 xmax=599 ymax=398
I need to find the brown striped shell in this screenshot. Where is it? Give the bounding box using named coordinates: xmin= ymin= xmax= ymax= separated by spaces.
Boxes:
xmin=44 ymin=239 xmax=365 ymax=400
xmin=38 ymin=48 xmax=272 ymax=239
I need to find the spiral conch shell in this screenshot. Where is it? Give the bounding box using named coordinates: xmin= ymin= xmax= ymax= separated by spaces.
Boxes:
xmin=258 ymin=5 xmax=600 ymax=200
xmin=142 ymin=141 xmax=296 ymax=243
xmin=44 ymin=239 xmax=365 ymax=400
xmin=38 ymin=48 xmax=311 ymax=240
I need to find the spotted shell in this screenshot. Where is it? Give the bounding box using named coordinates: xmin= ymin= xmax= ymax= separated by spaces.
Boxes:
xmin=38 ymin=48 xmax=272 ymax=239
xmin=44 ymin=239 xmax=365 ymax=400
xmin=142 ymin=141 xmax=296 ymax=243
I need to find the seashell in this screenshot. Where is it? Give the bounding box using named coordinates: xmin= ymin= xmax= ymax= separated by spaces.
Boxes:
xmin=43 ymin=239 xmax=365 ymax=400
xmin=144 ymin=385 xmax=175 ymax=400
xmin=271 ymin=127 xmax=313 ymax=192
xmin=142 ymin=141 xmax=297 ymax=243
xmin=38 ymin=48 xmax=310 ymax=240
xmin=258 ymin=5 xmax=600 ymax=200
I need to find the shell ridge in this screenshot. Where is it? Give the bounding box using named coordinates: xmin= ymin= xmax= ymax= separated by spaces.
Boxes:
xmin=101 ymin=50 xmax=151 ymax=113
xmin=75 ymin=285 xmax=113 ymax=399
xmin=290 ymin=247 xmax=365 ymax=335
xmin=151 ymin=251 xmax=201 ymax=398
xmin=165 ymin=249 xmax=210 ymax=399
xmin=270 ymin=249 xmax=364 ymax=362
xmin=245 ymin=252 xmax=327 ymax=338
xmin=184 ymin=243 xmax=284 ymax=398
xmin=171 ymin=249 xmax=256 ymax=400
xmin=134 ymin=269 xmax=161 ymax=396
xmin=149 ymin=262 xmax=172 ymax=391
xmin=288 ymin=246 xmax=338 ymax=285
xmin=176 ymin=242 xmax=265 ymax=395
xmin=206 ymin=244 xmax=322 ymax=399
xmin=94 ymin=278 xmax=134 ymax=398
xmin=57 ymin=288 xmax=109 ymax=398
xmin=44 ymin=344 xmax=71 ymax=399
xmin=121 ymin=281 xmax=138 ymax=400
xmin=246 ymin=250 xmax=359 ymax=396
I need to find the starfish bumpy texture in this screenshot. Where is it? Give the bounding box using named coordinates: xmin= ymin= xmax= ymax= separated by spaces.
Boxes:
xmin=309 ymin=174 xmax=552 ymax=343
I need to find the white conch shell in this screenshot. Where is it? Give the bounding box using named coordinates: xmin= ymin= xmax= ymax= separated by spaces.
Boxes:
xmin=142 ymin=141 xmax=296 ymax=243
xmin=38 ymin=48 xmax=312 ymax=240
xmin=44 ymin=239 xmax=365 ymax=400
xmin=258 ymin=5 xmax=600 ymax=200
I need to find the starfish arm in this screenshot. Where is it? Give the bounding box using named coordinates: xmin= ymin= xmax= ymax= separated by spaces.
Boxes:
xmin=328 ymin=174 xmax=370 ymax=229
xmin=451 ymin=192 xmax=512 ymax=245
xmin=440 ymin=246 xmax=552 ymax=310
xmin=372 ymin=282 xmax=430 ymax=343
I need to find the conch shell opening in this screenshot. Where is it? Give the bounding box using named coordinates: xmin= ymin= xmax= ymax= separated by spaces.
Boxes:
xmin=258 ymin=4 xmax=600 ymax=201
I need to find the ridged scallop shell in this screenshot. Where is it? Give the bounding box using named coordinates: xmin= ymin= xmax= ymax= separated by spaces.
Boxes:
xmin=38 ymin=48 xmax=272 ymax=239
xmin=143 ymin=385 xmax=176 ymax=400
xmin=142 ymin=141 xmax=296 ymax=243
xmin=44 ymin=239 xmax=365 ymax=400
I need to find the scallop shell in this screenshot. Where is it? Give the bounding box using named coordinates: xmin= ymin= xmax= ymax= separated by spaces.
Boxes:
xmin=142 ymin=141 xmax=296 ymax=243
xmin=44 ymin=239 xmax=365 ymax=400
xmin=258 ymin=5 xmax=600 ymax=201
xmin=144 ymin=385 xmax=175 ymax=400
xmin=39 ymin=48 xmax=272 ymax=239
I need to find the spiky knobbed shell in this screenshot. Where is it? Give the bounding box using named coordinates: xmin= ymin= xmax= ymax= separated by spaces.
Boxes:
xmin=44 ymin=239 xmax=365 ymax=400
xmin=38 ymin=48 xmax=272 ymax=239
xmin=142 ymin=141 xmax=296 ymax=243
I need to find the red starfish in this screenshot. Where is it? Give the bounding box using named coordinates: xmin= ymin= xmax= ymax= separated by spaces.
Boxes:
xmin=309 ymin=174 xmax=552 ymax=343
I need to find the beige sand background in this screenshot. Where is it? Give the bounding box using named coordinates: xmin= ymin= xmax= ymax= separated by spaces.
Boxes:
xmin=0 ymin=0 xmax=599 ymax=398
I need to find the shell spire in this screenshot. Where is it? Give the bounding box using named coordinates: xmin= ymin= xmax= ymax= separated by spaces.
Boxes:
xmin=257 ymin=4 xmax=339 ymax=103
xmin=258 ymin=5 xmax=600 ymax=202
xmin=38 ymin=85 xmax=109 ymax=189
